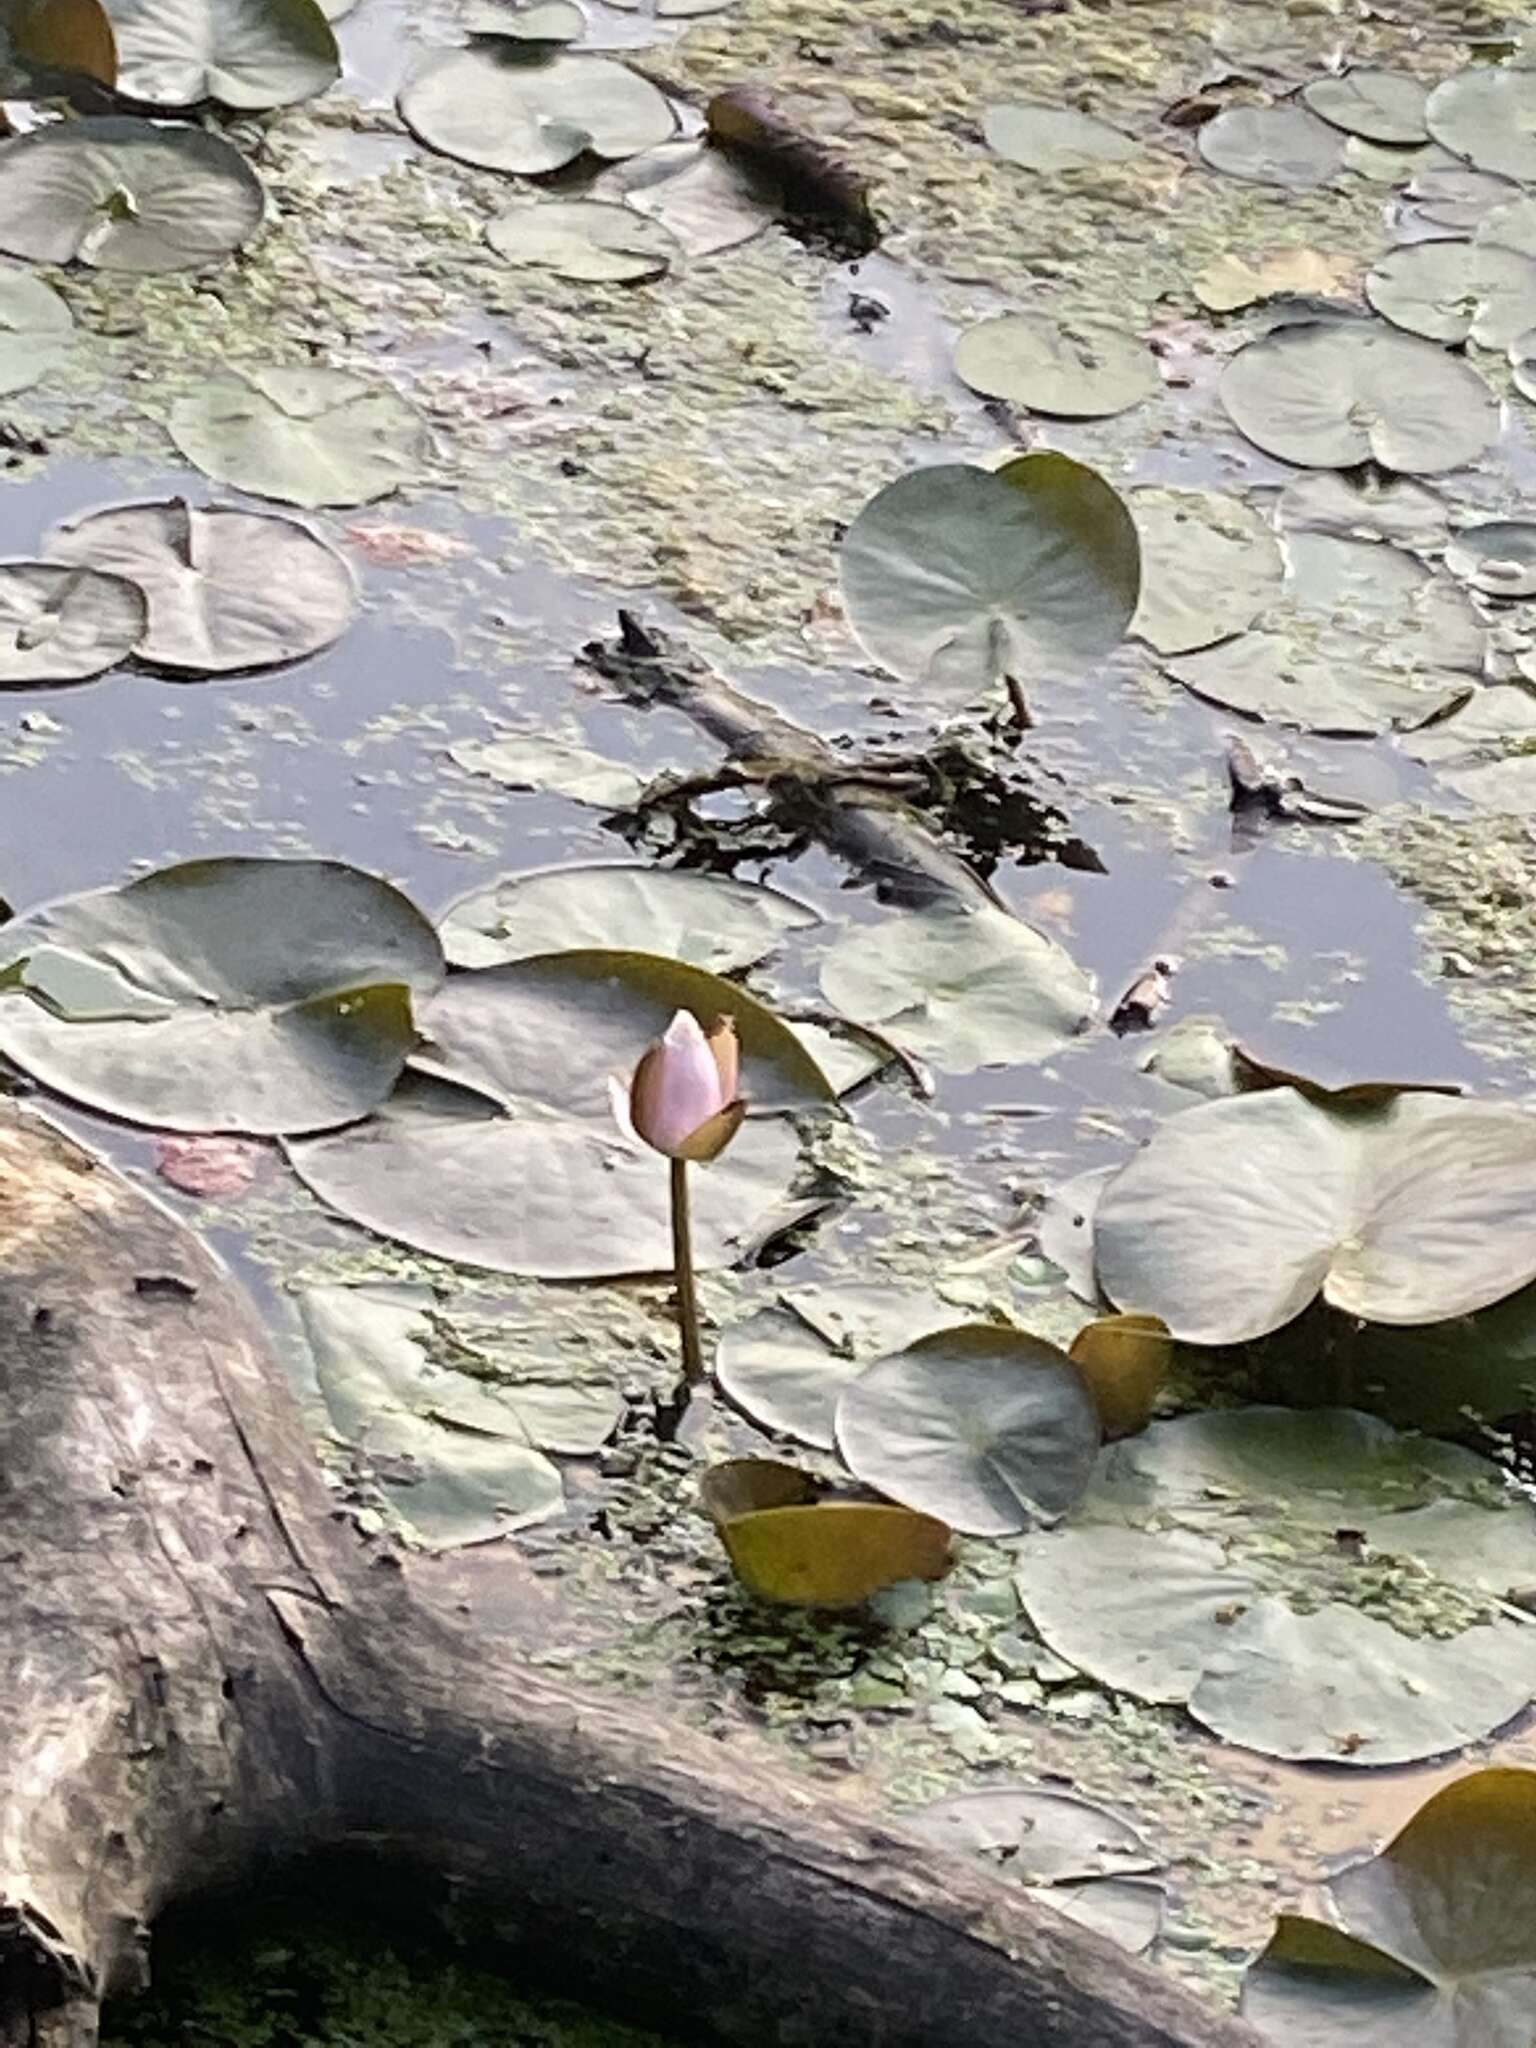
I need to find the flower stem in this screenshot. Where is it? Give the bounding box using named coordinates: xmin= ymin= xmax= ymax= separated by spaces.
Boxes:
xmin=669 ymin=1155 xmax=705 ymax=1390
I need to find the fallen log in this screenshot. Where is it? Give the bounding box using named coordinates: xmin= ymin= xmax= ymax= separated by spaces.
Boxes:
xmin=0 ymin=1102 xmax=1262 ymax=2048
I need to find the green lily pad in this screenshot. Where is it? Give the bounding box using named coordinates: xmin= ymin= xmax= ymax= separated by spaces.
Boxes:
xmin=1401 ymin=684 xmax=1536 ymax=764
xmin=463 ymin=0 xmax=585 ymax=37
xmin=838 ymin=455 xmax=1140 ymax=705
xmin=982 ymin=101 xmax=1137 ymax=172
xmin=1128 ymin=488 xmax=1283 ymax=656
xmin=287 ymin=949 xmax=831 ymax=1279
xmin=905 ymin=1786 xmax=1163 ymax=1955
xmin=301 ymin=1284 xmax=565 ymax=1547
xmin=485 ymin=198 xmax=677 ymax=282
xmin=1094 ymin=1088 xmax=1536 ymax=1344
xmin=438 ymin=864 xmax=818 ymax=971
xmin=167 ymin=366 xmax=429 ymax=510
xmin=953 ymin=312 xmax=1158 ymax=419
xmin=1302 ymin=70 xmax=1428 ymax=145
xmin=1396 ymin=163 xmax=1518 ymax=238
xmin=1344 ymin=135 xmax=1452 ymax=184
xmin=1167 ymin=532 xmax=1481 ymax=736
xmin=595 ymin=138 xmax=777 ymax=257
xmin=1220 ymin=320 xmax=1499 ymax=472
xmin=1198 ymin=105 xmax=1344 ymax=189
xmin=0 ymin=116 xmax=265 ymax=272
xmin=1445 ymin=521 xmax=1536 ymax=598
xmin=835 ymin=1323 xmax=1101 ymax=1537
xmin=819 ymin=901 xmax=1095 ymax=1075
xmin=449 ymin=733 xmax=645 ymax=809
xmin=399 ymin=44 xmax=675 ymax=175
xmin=1427 ymin=66 xmax=1536 ymax=182
xmin=44 ymin=498 xmax=356 ymax=675
xmin=0 ymin=857 xmax=443 ymax=1133
xmin=1367 ymin=239 xmax=1536 ymax=349
xmin=1242 ymin=1771 xmax=1536 ymax=2042
xmin=1036 ymin=1164 xmax=1116 ymax=1301
xmin=1275 ymin=471 xmax=1449 ymax=551
xmin=715 ymin=1282 xmax=959 ymax=1448
xmin=0 ymin=263 xmax=72 ymax=396
xmin=1476 ymin=194 xmax=1536 ymax=259
xmin=0 ymin=562 xmax=147 ymax=685
xmin=101 ymin=0 xmax=338 ymax=107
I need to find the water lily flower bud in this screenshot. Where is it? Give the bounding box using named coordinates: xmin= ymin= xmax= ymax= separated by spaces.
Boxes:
xmin=613 ymin=1009 xmax=745 ymax=1162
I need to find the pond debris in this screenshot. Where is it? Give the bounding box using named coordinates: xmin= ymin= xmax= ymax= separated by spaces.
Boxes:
xmin=706 ymin=85 xmax=877 ymax=253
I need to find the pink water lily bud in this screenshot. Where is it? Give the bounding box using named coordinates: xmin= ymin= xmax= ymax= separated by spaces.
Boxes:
xmin=613 ymin=1008 xmax=745 ymax=1162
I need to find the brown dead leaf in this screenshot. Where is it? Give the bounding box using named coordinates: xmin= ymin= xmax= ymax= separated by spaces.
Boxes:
xmin=1192 ymin=248 xmax=1354 ymax=313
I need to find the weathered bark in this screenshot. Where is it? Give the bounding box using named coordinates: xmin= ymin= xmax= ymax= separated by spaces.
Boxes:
xmin=0 ymin=1102 xmax=1262 ymax=2048
xmin=582 ymin=613 xmax=1005 ymax=912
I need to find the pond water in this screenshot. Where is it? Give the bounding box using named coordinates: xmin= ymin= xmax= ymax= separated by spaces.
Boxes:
xmin=8 ymin=0 xmax=1536 ymax=2036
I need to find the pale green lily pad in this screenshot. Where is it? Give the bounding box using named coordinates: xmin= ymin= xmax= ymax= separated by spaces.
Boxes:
xmin=1094 ymin=1088 xmax=1536 ymax=1344
xmin=1367 ymin=239 xmax=1536 ymax=349
xmin=167 ymin=366 xmax=429 ymax=510
xmin=102 ymin=0 xmax=338 ymax=108
xmin=287 ymin=949 xmax=831 ymax=1279
xmin=485 ymin=198 xmax=678 ymax=283
xmin=1445 ymin=521 xmax=1536 ymax=598
xmin=1036 ymin=1164 xmax=1116 ymax=1301
xmin=982 ymin=101 xmax=1137 ymax=172
xmin=301 ymin=1284 xmax=565 ymax=1547
xmin=1427 ymin=65 xmax=1536 ymax=182
xmin=1221 ymin=320 xmax=1499 ymax=472
xmin=0 ymin=857 xmax=443 ymax=1134
xmin=1344 ymin=135 xmax=1452 ymax=183
xmin=715 ymin=1282 xmax=958 ymax=1448
xmin=905 ymin=1786 xmax=1163 ymax=1955
xmin=835 ymin=1324 xmax=1101 ymax=1537
xmin=463 ymin=0 xmax=585 ymax=37
xmin=399 ymin=45 xmax=675 ymax=175
xmin=0 ymin=117 xmax=265 ymax=272
xmin=1444 ymin=755 xmax=1536 ymax=813
xmin=438 ymin=864 xmax=818 ymax=971
xmin=954 ymin=312 xmax=1158 ymax=419
xmin=0 ymin=562 xmax=147 ymax=685
xmin=1477 ymin=194 xmax=1536 ymax=259
xmin=1128 ymin=488 xmax=1283 ymax=656
xmin=819 ymin=901 xmax=1095 ymax=1075
xmin=1397 ymin=163 xmax=1519 ymax=238
xmin=596 ymin=138 xmax=777 ymax=257
xmin=45 ymin=498 xmax=356 ymax=675
xmin=1401 ymin=684 xmax=1536 ymax=763
xmin=449 ymin=733 xmax=645 ymax=808
xmin=1243 ymin=1771 xmax=1536 ymax=2041
xmin=1275 ymin=471 xmax=1449 ymax=551
xmin=0 ymin=264 xmax=72 ymax=397
xmin=838 ymin=455 xmax=1140 ymax=705
xmin=1198 ymin=105 xmax=1344 ymax=189
xmin=1303 ymin=70 xmax=1428 ymax=145
xmin=1167 ymin=532 xmax=1482 ymax=736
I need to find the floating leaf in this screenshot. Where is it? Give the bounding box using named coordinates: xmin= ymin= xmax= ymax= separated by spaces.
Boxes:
xmin=44 ymin=498 xmax=355 ymax=675
xmin=462 ymin=0 xmax=584 ymax=37
xmin=485 ymin=197 xmax=677 ymax=283
xmin=905 ymin=1786 xmax=1163 ymax=1955
xmin=301 ymin=1284 xmax=564 ymax=1546
xmin=954 ymin=312 xmax=1158 ymax=419
xmin=1198 ymin=105 xmax=1343 ymax=189
xmin=835 ymin=1324 xmax=1101 ymax=1537
xmin=0 ymin=116 xmax=264 ymax=271
xmin=699 ymin=1457 xmax=815 ymax=1524
xmin=1036 ymin=1163 xmax=1116 ymax=1301
xmin=1242 ymin=1771 xmax=1536 ymax=2043
xmin=0 ymin=264 xmax=72 ymax=397
xmin=982 ymin=101 xmax=1136 ymax=172
xmin=1302 ymin=70 xmax=1428 ymax=145
xmin=0 ymin=857 xmax=443 ymax=1134
xmin=399 ymin=44 xmax=674 ymax=175
xmin=1478 ymin=194 xmax=1536 ymax=259
xmin=1220 ymin=320 xmax=1499 ymax=473
xmin=819 ymin=901 xmax=1095 ymax=1075
xmin=0 ymin=562 xmax=146 ymax=685
xmin=1068 ymin=1313 xmax=1170 ymax=1439
xmin=5 ymin=0 xmax=118 ymax=85
xmin=594 ymin=137 xmax=777 ymax=257
xmin=1443 ymin=754 xmax=1536 ymax=813
xmin=838 ymin=455 xmax=1140 ymax=705
xmin=1427 ymin=66 xmax=1536 ymax=182
xmin=449 ymin=733 xmax=645 ymax=809
xmin=439 ymin=864 xmax=818 ymax=972
xmin=101 ymin=0 xmax=337 ymax=107
xmin=717 ymin=1498 xmax=952 ymax=1609
xmin=1094 ymin=1088 xmax=1536 ymax=1345
xmin=1401 ymin=684 xmax=1536 ymax=766
xmin=1191 ymin=246 xmax=1353 ymax=314
xmin=1366 ymin=239 xmax=1536 ymax=348
xmin=167 ymin=366 xmax=429 ymax=510
xmin=1167 ymin=531 xmax=1482 ymax=735
xmin=1127 ymin=488 xmax=1283 ymax=656
xmin=1445 ymin=520 xmax=1536 ymax=598
xmin=288 ymin=950 xmax=830 ymax=1279
xmin=1396 ymin=163 xmax=1518 ymax=239
xmin=715 ymin=1282 xmax=958 ymax=1448
xmin=1275 ymin=471 xmax=1448 ymax=552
